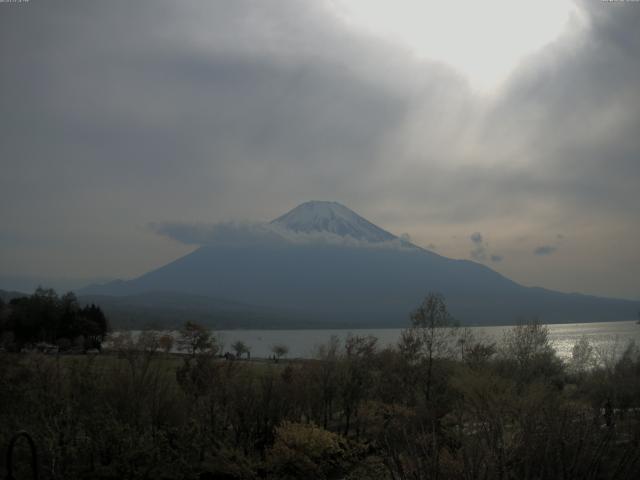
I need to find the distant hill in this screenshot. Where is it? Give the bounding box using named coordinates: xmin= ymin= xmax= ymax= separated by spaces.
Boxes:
xmin=80 ymin=201 xmax=640 ymax=327
xmin=0 ymin=289 xmax=29 ymax=303
xmin=77 ymin=291 xmax=332 ymax=330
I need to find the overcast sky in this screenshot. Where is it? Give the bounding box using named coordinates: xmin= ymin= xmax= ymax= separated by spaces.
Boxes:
xmin=1 ymin=0 xmax=639 ymax=300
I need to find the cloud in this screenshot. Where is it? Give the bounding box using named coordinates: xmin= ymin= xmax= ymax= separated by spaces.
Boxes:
xmin=534 ymin=245 xmax=557 ymax=256
xmin=470 ymin=232 xmax=504 ymax=263
xmin=149 ymin=221 xmax=284 ymax=246
xmin=470 ymin=232 xmax=487 ymax=261
xmin=150 ymin=221 xmax=416 ymax=251
xmin=0 ymin=0 xmax=639 ymax=299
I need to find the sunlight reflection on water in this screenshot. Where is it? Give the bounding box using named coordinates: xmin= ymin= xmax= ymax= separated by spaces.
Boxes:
xmin=231 ymin=321 xmax=640 ymax=360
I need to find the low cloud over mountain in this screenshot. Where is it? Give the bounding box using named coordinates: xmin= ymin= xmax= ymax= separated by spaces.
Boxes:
xmin=150 ymin=201 xmax=415 ymax=250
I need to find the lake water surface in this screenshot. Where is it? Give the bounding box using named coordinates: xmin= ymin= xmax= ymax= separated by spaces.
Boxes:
xmin=211 ymin=320 xmax=640 ymax=360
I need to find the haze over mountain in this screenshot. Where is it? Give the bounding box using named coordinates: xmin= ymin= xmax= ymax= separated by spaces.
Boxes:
xmin=79 ymin=201 xmax=640 ymax=328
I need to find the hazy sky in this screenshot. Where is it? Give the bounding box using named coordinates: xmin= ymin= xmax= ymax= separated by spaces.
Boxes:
xmin=1 ymin=0 xmax=639 ymax=300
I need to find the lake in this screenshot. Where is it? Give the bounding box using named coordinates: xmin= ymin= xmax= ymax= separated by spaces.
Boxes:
xmin=210 ymin=320 xmax=640 ymax=360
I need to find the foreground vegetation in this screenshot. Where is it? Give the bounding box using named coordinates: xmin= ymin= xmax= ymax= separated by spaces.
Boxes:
xmin=2 ymin=294 xmax=640 ymax=479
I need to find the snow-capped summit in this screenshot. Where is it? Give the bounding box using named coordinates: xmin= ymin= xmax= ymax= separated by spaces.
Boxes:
xmin=270 ymin=201 xmax=397 ymax=243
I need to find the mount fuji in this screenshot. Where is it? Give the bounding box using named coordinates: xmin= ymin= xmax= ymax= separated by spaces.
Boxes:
xmin=79 ymin=201 xmax=640 ymax=328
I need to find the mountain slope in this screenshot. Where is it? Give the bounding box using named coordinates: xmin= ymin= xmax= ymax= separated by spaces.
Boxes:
xmin=77 ymin=291 xmax=321 ymax=329
xmin=80 ymin=202 xmax=640 ymax=326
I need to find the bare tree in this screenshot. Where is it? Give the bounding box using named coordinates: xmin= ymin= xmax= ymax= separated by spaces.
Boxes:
xmin=570 ymin=335 xmax=595 ymax=376
xmin=340 ymin=334 xmax=377 ymax=436
xmin=407 ymin=292 xmax=457 ymax=401
xmin=501 ymin=319 xmax=561 ymax=383
xmin=313 ymin=335 xmax=341 ymax=428
xmin=158 ymin=333 xmax=174 ymax=354
xmin=231 ymin=340 xmax=251 ymax=359
xmin=271 ymin=343 xmax=289 ymax=362
xmin=177 ymin=321 xmax=215 ymax=358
